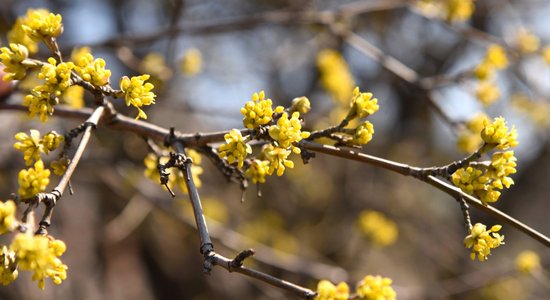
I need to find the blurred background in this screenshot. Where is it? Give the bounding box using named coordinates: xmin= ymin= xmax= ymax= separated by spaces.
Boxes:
xmin=0 ymin=0 xmax=549 ymax=299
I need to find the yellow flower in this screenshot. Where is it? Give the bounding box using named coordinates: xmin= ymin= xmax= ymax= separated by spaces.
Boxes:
xmin=20 ymin=9 xmax=63 ymax=41
xmin=74 ymin=53 xmax=111 ymax=86
xmin=8 ymin=17 xmax=39 ymax=54
xmin=444 ymin=0 xmax=475 ymax=23
xmin=475 ymin=81 xmax=500 ymax=106
xmin=141 ymin=52 xmax=171 ymax=81
xmin=23 ymin=84 xmax=57 ymax=122
xmin=486 ymin=44 xmax=508 ymax=69
xmin=0 ymin=201 xmax=17 ymax=235
xmin=245 ymin=159 xmax=270 ymax=184
xmin=357 ymin=210 xmax=398 ymax=247
xmin=262 ymin=144 xmax=294 ymax=176
xmin=516 ymin=28 xmax=540 ymax=54
xmin=457 ymin=113 xmax=488 ymax=153
xmin=10 ymin=233 xmax=68 ymax=289
xmin=18 ymin=160 xmax=50 ymax=199
xmin=356 ymin=275 xmax=396 ymax=300
xmin=290 ymin=96 xmax=311 ymax=114
xmin=314 ymin=280 xmax=349 ymax=300
xmin=38 ymin=57 xmax=74 ymax=91
xmin=180 ymin=48 xmax=202 ymax=76
xmin=348 ymin=87 xmax=379 ymax=120
xmin=542 ymin=46 xmax=550 ymax=65
xmin=464 ymin=223 xmax=504 ymax=261
xmin=515 ymin=250 xmax=540 ymax=274
xmin=240 ymin=90 xmax=284 ymax=129
xmin=352 ymin=121 xmax=375 ymax=145
xmin=473 ymin=61 xmax=495 ymax=81
xmin=269 ymin=112 xmax=310 ymax=154
xmin=61 ymin=85 xmax=85 ymax=108
xmin=487 ymin=151 xmax=517 ymax=189
xmin=14 ymin=130 xmax=63 ymax=166
xmin=481 ymin=117 xmax=518 ymax=150
xmin=218 ymin=129 xmax=252 ymax=169
xmin=0 ymin=246 xmax=18 ymax=286
xmin=0 ymin=43 xmax=29 ymax=81
xmin=317 ymin=49 xmax=355 ymax=104
xmin=120 ymin=74 xmax=156 ymax=120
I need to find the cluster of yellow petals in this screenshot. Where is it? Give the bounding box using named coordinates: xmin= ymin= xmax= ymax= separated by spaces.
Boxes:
xmin=74 ymin=52 xmax=111 ymax=87
xmin=262 ymin=144 xmax=294 ymax=176
xmin=14 ymin=130 xmax=63 ymax=166
xmin=472 ymin=44 xmax=508 ymax=106
xmin=516 ymin=28 xmax=540 ymax=54
xmin=0 ymin=201 xmax=17 ymax=235
xmin=39 ymin=57 xmax=74 ymax=91
xmin=51 ymin=157 xmax=71 ymax=176
xmin=120 ymin=74 xmax=156 ymax=119
xmin=464 ymin=223 xmax=504 ymax=261
xmin=269 ymin=111 xmax=310 ymax=153
xmin=290 ymin=96 xmax=311 ymax=114
xmin=475 ymin=81 xmax=500 ymax=106
xmin=481 ymin=117 xmax=518 ymax=150
xmin=0 ymin=246 xmax=18 ymax=286
xmin=17 ymin=160 xmax=50 ymax=199
xmin=314 ymin=280 xmax=349 ymax=300
xmin=316 ymin=49 xmax=355 ymax=104
xmin=10 ymin=234 xmax=68 ymax=289
xmin=348 ymin=87 xmax=380 ymax=120
xmin=180 ymin=48 xmax=202 ymax=77
xmin=352 ymin=121 xmax=375 ymax=145
xmin=457 ymin=113 xmax=488 ymax=153
xmin=417 ymin=0 xmax=475 ymax=23
xmin=218 ymin=129 xmax=252 ymax=169
xmin=356 ymin=275 xmax=397 ymax=300
xmin=515 ymin=250 xmax=540 ymax=274
xmin=241 ymin=90 xmax=283 ymax=129
xmin=20 ymin=9 xmax=63 ymax=41
xmin=357 ymin=210 xmax=398 ymax=247
xmin=245 ymin=159 xmax=270 ymax=184
xmin=8 ymin=16 xmax=39 ymax=54
xmin=0 ymin=43 xmax=29 ymax=81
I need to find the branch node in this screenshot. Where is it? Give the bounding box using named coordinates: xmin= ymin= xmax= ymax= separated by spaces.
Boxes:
xmin=230 ymin=249 xmax=255 ymax=270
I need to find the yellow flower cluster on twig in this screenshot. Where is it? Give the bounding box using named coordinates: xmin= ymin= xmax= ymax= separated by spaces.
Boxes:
xmin=120 ymin=74 xmax=156 ymax=119
xmin=314 ymin=280 xmax=349 ymax=300
xmin=357 ymin=210 xmax=398 ymax=247
xmin=464 ymin=223 xmax=504 ymax=261
xmin=218 ymin=129 xmax=252 ymax=169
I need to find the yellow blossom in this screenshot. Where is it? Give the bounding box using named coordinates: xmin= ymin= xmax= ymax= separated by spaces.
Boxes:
xmin=245 ymin=159 xmax=270 ymax=184
xmin=180 ymin=48 xmax=202 ymax=76
xmin=348 ymin=87 xmax=379 ymax=120
xmin=0 ymin=201 xmax=17 ymax=235
xmin=352 ymin=121 xmax=375 ymax=145
xmin=317 ymin=49 xmax=356 ymax=104
xmin=269 ymin=112 xmax=310 ymax=154
xmin=0 ymin=246 xmax=18 ymax=286
xmin=314 ymin=280 xmax=349 ymax=300
xmin=516 ymin=29 xmax=540 ymax=54
xmin=8 ymin=17 xmax=39 ymax=54
xmin=356 ymin=275 xmax=396 ymax=300
xmin=486 ymin=45 xmax=508 ymax=69
xmin=18 ymin=160 xmax=50 ymax=199
xmin=457 ymin=113 xmax=488 ymax=153
xmin=290 ymin=96 xmax=311 ymax=114
xmin=51 ymin=157 xmax=70 ymax=176
xmin=14 ymin=130 xmax=63 ymax=166
xmin=473 ymin=61 xmax=495 ymax=81
xmin=444 ymin=0 xmax=475 ymax=23
xmin=464 ymin=223 xmax=504 ymax=261
xmin=74 ymin=53 xmax=111 ymax=86
xmin=240 ymin=90 xmax=283 ymax=129
xmin=23 ymin=84 xmax=57 ymax=122
xmin=475 ymin=81 xmax=500 ymax=106
xmin=70 ymin=47 xmax=91 ymax=63
xmin=20 ymin=9 xmax=63 ymax=41
xmin=515 ymin=250 xmax=540 ymax=274
xmin=262 ymin=144 xmax=294 ymax=176
xmin=10 ymin=233 xmax=68 ymax=289
xmin=357 ymin=210 xmax=398 ymax=247
xmin=61 ymin=85 xmax=85 ymax=108
xmin=218 ymin=129 xmax=252 ymax=169
xmin=0 ymin=43 xmax=29 ymax=81
xmin=120 ymin=74 xmax=156 ymax=120
xmin=481 ymin=117 xmax=518 ymax=150
xmin=38 ymin=57 xmax=74 ymax=91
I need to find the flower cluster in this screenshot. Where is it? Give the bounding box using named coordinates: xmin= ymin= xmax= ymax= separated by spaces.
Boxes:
xmin=457 ymin=113 xmax=488 ymax=153
xmin=51 ymin=157 xmax=71 ymax=176
xmin=218 ymin=129 xmax=252 ymax=169
xmin=180 ymin=48 xmax=202 ymax=77
xmin=416 ymin=0 xmax=475 ymax=23
xmin=357 ymin=210 xmax=398 ymax=247
xmin=38 ymin=57 xmax=74 ymax=91
xmin=511 ymin=93 xmax=550 ymax=127
xmin=74 ymin=52 xmax=111 ymax=86
xmin=269 ymin=112 xmax=310 ymax=153
xmin=314 ymin=280 xmax=349 ymax=300
xmin=356 ymin=275 xmax=397 ymax=300
xmin=14 ymin=130 xmax=63 ymax=165
xmin=120 ymin=74 xmax=156 ymax=119
xmin=317 ymin=49 xmax=355 ymax=105
xmin=515 ymin=250 xmax=540 ymax=274
xmin=516 ymin=28 xmax=540 ymax=54
xmin=10 ymin=233 xmax=68 ymax=289
xmin=17 ymin=160 xmax=51 ymax=199
xmin=352 ymin=121 xmax=375 ymax=145
xmin=144 ymin=150 xmax=203 ymax=194
xmin=8 ymin=13 xmax=40 ymax=54
xmin=0 ymin=201 xmax=16 ymax=235
xmin=480 ymin=117 xmax=518 ymax=151
xmin=348 ymin=87 xmax=379 ymax=120
xmin=473 ymin=44 xmax=508 ymax=106
xmin=464 ymin=223 xmax=504 ymax=261
xmin=262 ymin=144 xmax=294 ymax=177
xmin=245 ymin=159 xmax=270 ymax=184
xmin=290 ymin=96 xmax=311 ymax=114
xmin=0 ymin=246 xmax=18 ymax=286
xmin=241 ymin=90 xmax=283 ymax=129
xmin=0 ymin=43 xmax=29 ymax=81
xmin=20 ymin=9 xmax=63 ymax=41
